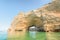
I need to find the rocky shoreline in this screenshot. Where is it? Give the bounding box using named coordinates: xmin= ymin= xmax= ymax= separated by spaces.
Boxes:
xmin=8 ymin=0 xmax=60 ymax=32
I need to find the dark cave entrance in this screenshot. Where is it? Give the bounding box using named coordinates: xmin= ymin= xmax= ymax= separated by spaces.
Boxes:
xmin=28 ymin=25 xmax=45 ymax=32
xmin=28 ymin=25 xmax=37 ymax=31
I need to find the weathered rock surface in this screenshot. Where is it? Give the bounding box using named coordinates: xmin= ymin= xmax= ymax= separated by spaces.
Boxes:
xmin=8 ymin=0 xmax=60 ymax=32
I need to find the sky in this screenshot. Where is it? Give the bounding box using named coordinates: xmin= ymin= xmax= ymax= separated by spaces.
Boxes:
xmin=0 ymin=0 xmax=52 ymax=31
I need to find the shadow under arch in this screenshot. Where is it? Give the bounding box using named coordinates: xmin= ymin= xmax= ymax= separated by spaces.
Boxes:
xmin=27 ymin=25 xmax=45 ymax=32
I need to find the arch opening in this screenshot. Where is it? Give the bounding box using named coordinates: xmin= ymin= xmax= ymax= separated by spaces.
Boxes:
xmin=27 ymin=25 xmax=45 ymax=32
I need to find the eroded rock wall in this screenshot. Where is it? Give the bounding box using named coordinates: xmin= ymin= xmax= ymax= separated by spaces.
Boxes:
xmin=8 ymin=0 xmax=60 ymax=32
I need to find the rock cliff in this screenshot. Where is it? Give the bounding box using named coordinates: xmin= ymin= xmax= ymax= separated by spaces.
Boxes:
xmin=8 ymin=0 xmax=60 ymax=32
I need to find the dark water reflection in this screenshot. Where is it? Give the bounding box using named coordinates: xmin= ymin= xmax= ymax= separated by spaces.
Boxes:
xmin=7 ymin=31 xmax=60 ymax=40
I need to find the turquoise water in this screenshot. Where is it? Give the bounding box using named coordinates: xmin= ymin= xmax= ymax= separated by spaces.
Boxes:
xmin=0 ymin=31 xmax=60 ymax=40
xmin=0 ymin=32 xmax=7 ymax=40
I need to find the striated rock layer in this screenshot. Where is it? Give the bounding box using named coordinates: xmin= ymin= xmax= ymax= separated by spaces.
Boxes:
xmin=8 ymin=0 xmax=60 ymax=32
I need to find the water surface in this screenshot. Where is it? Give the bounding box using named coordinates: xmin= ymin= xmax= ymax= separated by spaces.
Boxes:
xmin=0 ymin=31 xmax=60 ymax=40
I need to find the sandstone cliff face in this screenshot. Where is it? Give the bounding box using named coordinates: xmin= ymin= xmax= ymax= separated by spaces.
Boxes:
xmin=8 ymin=0 xmax=60 ymax=32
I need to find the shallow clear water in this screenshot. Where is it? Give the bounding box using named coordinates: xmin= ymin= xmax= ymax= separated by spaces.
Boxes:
xmin=0 ymin=32 xmax=7 ymax=40
xmin=0 ymin=31 xmax=60 ymax=40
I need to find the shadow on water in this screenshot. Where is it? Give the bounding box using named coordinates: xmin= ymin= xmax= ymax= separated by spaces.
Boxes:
xmin=7 ymin=31 xmax=60 ymax=40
